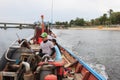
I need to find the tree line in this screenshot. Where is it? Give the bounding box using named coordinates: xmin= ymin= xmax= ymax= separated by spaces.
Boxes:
xmin=55 ymin=9 xmax=120 ymax=28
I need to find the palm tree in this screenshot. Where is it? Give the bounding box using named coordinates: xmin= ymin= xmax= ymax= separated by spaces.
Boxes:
xmin=108 ymin=9 xmax=113 ymax=26
xmin=103 ymin=13 xmax=107 ymax=25
xmin=108 ymin=9 xmax=113 ymax=17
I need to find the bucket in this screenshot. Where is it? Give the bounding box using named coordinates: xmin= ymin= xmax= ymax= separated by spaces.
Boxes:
xmin=44 ymin=74 xmax=57 ymax=80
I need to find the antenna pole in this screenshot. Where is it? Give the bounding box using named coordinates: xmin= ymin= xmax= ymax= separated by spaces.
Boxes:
xmin=51 ymin=0 xmax=53 ymax=28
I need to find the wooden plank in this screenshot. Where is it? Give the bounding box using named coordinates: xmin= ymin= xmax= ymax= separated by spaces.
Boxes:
xmin=74 ymin=73 xmax=82 ymax=80
xmin=0 ymin=72 xmax=3 ymax=80
xmin=62 ymin=78 xmax=70 ymax=80
xmin=62 ymin=55 xmax=71 ymax=68
xmin=30 ymin=44 xmax=40 ymax=52
xmin=2 ymin=72 xmax=17 ymax=77
xmin=63 ymin=51 xmax=76 ymax=63
xmin=88 ymin=74 xmax=98 ymax=80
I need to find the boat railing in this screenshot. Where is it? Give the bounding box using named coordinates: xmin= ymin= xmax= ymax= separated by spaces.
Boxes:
xmin=10 ymin=39 xmax=26 ymax=48
xmin=5 ymin=39 xmax=26 ymax=62
xmin=4 ymin=34 xmax=34 ymax=62
xmin=60 ymin=45 xmax=106 ymax=80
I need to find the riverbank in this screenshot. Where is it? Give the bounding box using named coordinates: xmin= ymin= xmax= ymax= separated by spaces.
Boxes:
xmin=68 ymin=27 xmax=120 ymax=30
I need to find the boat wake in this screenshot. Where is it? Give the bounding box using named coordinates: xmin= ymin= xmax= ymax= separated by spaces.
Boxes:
xmin=53 ymin=29 xmax=108 ymax=80
xmin=89 ymin=63 xmax=108 ymax=80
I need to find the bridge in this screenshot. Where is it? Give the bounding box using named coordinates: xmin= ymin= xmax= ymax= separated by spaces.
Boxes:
xmin=0 ymin=22 xmax=34 ymax=29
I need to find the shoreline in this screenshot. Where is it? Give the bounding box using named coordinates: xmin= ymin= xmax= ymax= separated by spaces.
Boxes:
xmin=68 ymin=27 xmax=120 ymax=30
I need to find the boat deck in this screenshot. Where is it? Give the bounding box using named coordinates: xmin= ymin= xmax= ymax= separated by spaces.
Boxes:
xmin=30 ymin=44 xmax=40 ymax=52
xmin=63 ymin=78 xmax=70 ymax=80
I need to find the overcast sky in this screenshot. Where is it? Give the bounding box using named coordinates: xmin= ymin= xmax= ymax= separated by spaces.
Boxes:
xmin=0 ymin=0 xmax=120 ymax=23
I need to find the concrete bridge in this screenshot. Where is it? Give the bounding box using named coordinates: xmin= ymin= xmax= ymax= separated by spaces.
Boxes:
xmin=0 ymin=22 xmax=34 ymax=29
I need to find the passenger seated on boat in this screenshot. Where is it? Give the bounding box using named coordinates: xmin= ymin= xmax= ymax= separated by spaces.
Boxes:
xmin=18 ymin=39 xmax=34 ymax=53
xmin=51 ymin=39 xmax=62 ymax=61
xmin=33 ymin=23 xmax=49 ymax=44
xmin=48 ymin=29 xmax=57 ymax=41
xmin=18 ymin=39 xmax=30 ymax=48
xmin=39 ymin=32 xmax=55 ymax=57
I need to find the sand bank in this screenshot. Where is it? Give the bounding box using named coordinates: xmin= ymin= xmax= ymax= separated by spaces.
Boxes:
xmin=68 ymin=27 xmax=120 ymax=30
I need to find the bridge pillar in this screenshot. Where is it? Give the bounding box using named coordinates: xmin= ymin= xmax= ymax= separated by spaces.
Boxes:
xmin=19 ymin=24 xmax=22 ymax=29
xmin=4 ymin=24 xmax=7 ymax=29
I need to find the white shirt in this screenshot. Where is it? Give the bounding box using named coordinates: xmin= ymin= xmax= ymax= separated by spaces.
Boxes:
xmin=48 ymin=35 xmax=53 ymax=40
xmin=40 ymin=40 xmax=54 ymax=55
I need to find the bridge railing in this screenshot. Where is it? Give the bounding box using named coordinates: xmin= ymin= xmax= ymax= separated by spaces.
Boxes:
xmin=0 ymin=22 xmax=34 ymax=29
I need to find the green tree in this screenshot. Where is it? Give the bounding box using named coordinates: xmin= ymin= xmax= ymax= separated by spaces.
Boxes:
xmin=102 ymin=13 xmax=107 ymax=25
xmin=110 ymin=12 xmax=120 ymax=24
xmin=69 ymin=18 xmax=85 ymax=26
xmin=94 ymin=18 xmax=100 ymax=25
xmin=108 ymin=9 xmax=113 ymax=17
xmin=108 ymin=9 xmax=113 ymax=25
xmin=98 ymin=13 xmax=107 ymax=25
xmin=70 ymin=20 xmax=74 ymax=26
xmin=91 ymin=19 xmax=95 ymax=25
xmin=74 ymin=17 xmax=85 ymax=26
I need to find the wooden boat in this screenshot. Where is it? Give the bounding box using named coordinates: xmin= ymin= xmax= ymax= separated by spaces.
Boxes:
xmin=0 ymin=16 xmax=106 ymax=80
xmin=0 ymin=37 xmax=106 ymax=80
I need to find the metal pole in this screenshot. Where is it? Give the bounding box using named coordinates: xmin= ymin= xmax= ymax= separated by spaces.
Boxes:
xmin=51 ymin=0 xmax=53 ymax=28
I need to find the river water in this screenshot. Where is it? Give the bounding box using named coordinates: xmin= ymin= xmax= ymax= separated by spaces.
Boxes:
xmin=0 ymin=29 xmax=120 ymax=80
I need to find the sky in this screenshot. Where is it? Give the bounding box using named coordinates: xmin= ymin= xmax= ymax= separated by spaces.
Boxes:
xmin=0 ymin=0 xmax=120 ymax=23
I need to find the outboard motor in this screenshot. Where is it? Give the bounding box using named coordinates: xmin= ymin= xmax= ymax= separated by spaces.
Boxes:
xmin=51 ymin=61 xmax=64 ymax=80
xmin=35 ymin=55 xmax=56 ymax=80
xmin=39 ymin=64 xmax=56 ymax=80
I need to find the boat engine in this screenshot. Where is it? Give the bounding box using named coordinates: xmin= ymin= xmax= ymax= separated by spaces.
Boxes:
xmin=35 ymin=55 xmax=65 ymax=80
xmin=35 ymin=55 xmax=56 ymax=80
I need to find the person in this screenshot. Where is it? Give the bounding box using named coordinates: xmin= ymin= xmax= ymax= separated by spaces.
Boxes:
xmin=48 ymin=30 xmax=56 ymax=39
xmin=51 ymin=39 xmax=62 ymax=61
xmin=39 ymin=32 xmax=55 ymax=57
xmin=47 ymin=34 xmax=53 ymax=41
xmin=33 ymin=23 xmax=49 ymax=44
xmin=33 ymin=23 xmax=42 ymax=44
xmin=18 ymin=39 xmax=34 ymax=53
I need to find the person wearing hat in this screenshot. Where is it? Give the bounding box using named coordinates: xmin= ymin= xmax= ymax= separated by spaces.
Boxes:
xmin=39 ymin=32 xmax=55 ymax=57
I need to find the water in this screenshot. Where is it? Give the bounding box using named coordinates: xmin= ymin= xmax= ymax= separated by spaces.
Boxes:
xmin=0 ymin=28 xmax=34 ymax=56
xmin=53 ymin=29 xmax=120 ymax=80
xmin=0 ymin=29 xmax=120 ymax=80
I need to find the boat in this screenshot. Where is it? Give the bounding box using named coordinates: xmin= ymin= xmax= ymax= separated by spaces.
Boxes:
xmin=0 ymin=16 xmax=106 ymax=80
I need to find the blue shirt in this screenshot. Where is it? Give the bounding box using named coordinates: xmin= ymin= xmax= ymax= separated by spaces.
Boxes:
xmin=54 ymin=45 xmax=62 ymax=61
